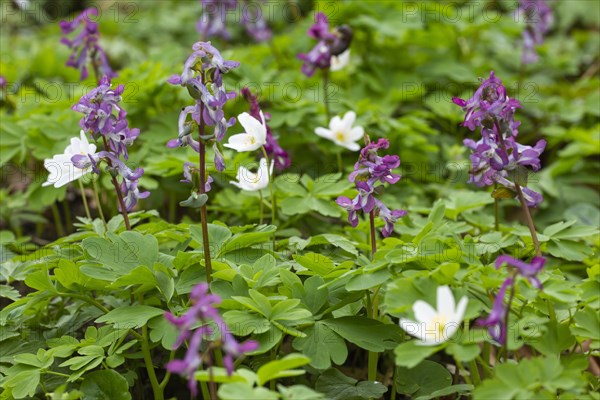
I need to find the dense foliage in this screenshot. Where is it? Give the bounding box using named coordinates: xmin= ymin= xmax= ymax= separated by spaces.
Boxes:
xmin=1 ymin=1 xmax=599 ymax=399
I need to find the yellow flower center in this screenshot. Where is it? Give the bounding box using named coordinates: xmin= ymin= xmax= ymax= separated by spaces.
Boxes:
xmin=334 ymin=131 xmax=346 ymax=142
xmin=431 ymin=314 xmax=448 ymax=335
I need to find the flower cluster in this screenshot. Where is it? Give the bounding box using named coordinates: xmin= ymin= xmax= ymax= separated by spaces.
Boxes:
xmin=240 ymin=87 xmax=290 ymax=169
xmin=298 ymin=12 xmax=352 ymax=77
xmin=336 ymin=138 xmax=406 ymax=237
xmin=167 ymin=41 xmax=239 ymax=189
xmin=518 ymin=0 xmax=553 ymax=64
xmin=60 ymin=8 xmax=116 ymax=81
xmin=165 ymin=283 xmax=258 ymax=396
xmin=70 ymin=76 xmax=148 ymax=211
xmin=478 ymin=255 xmax=545 ymax=344
xmin=197 ymin=0 xmax=271 ymax=42
xmin=453 ymin=71 xmax=546 ymax=207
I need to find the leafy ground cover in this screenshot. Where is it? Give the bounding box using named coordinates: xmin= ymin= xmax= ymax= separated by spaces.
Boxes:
xmin=1 ymin=1 xmax=599 ymax=399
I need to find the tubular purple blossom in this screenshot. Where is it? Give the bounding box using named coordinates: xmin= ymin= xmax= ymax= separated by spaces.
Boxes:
xmin=60 ymin=8 xmax=116 ymax=80
xmin=478 ymin=277 xmax=514 ymax=344
xmin=453 ymin=72 xmax=545 ymax=207
xmin=518 ymin=0 xmax=553 ymax=64
xmin=496 ymin=255 xmax=545 ymax=289
xmin=165 ymin=283 xmax=257 ymax=394
xmin=336 ymin=138 xmax=406 ymax=237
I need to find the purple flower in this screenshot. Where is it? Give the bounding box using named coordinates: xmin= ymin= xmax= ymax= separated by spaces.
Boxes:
xmin=221 ymin=332 xmax=259 ymax=375
xmin=60 ymin=8 xmax=116 ymax=80
xmin=454 ymin=72 xmax=545 ymax=207
xmin=478 ymin=277 xmax=514 ymax=344
xmin=197 ymin=0 xmax=238 ymax=40
xmin=337 ymin=138 xmax=406 ymax=237
xmin=168 ymin=42 xmax=239 ymax=177
xmin=71 ymin=77 xmax=149 ymax=212
xmin=241 ymin=1 xmax=272 ymax=42
xmin=298 ymin=13 xmax=353 ymax=77
xmin=452 ymin=72 xmax=521 ymax=133
xmin=518 ymin=0 xmax=553 ymax=64
xmin=241 ymin=87 xmax=290 ymax=170
xmin=165 ymin=283 xmax=258 ymax=394
xmin=496 ymin=255 xmax=545 ymax=289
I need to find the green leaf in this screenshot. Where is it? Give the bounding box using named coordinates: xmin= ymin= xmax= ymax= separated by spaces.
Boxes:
xmin=324 ymin=317 xmax=403 ymax=352
xmin=394 ymin=341 xmax=444 ymax=368
xmin=547 ymin=240 xmax=594 ymax=261
xmin=394 ymin=360 xmax=452 ymax=398
xmin=294 ymin=253 xmax=335 ymax=276
xmin=315 ymin=369 xmax=387 ymax=400
xmin=293 ymin=321 xmax=348 ymax=370
xmin=3 ymin=368 xmax=40 ymax=399
xmin=256 ymin=353 xmax=311 ymax=386
xmin=415 ymin=384 xmax=474 ymax=400
xmin=530 ymin=321 xmax=575 ymax=356
xmin=277 ymin=384 xmax=326 ymax=400
xmin=223 ymin=310 xmax=270 ymax=335
xmin=80 ymin=370 xmax=131 ymax=400
xmin=180 ymin=193 xmax=208 ymax=208
xmin=218 ymin=382 xmax=279 ymax=400
xmin=95 ymin=305 xmax=164 ymax=329
xmin=218 ymin=225 xmax=276 ymax=256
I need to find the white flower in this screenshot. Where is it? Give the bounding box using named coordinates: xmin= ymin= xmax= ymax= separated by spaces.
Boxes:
xmin=42 ymin=131 xmax=97 ymax=188
xmin=314 ymin=111 xmax=364 ymax=151
xmin=223 ymin=111 xmax=267 ymax=152
xmin=230 ymin=158 xmax=273 ymax=192
xmin=331 ymin=49 xmax=350 ymax=72
xmin=399 ymin=286 xmax=468 ymax=346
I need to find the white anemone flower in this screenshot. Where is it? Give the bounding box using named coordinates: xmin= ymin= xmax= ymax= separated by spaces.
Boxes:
xmin=230 ymin=158 xmax=273 ymax=192
xmin=399 ymin=286 xmax=468 ymax=346
xmin=314 ymin=111 xmax=364 ymax=151
xmin=42 ymin=130 xmax=97 ymax=188
xmin=331 ymin=49 xmax=351 ymax=72
xmin=223 ymin=111 xmax=267 ymax=152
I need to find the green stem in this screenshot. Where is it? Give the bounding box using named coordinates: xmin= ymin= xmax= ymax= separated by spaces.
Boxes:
xmin=50 ymin=203 xmax=65 ymax=237
xmin=159 ymin=351 xmax=176 ymax=390
xmin=92 ymin=177 xmax=107 ymax=230
xmin=197 ymin=84 xmax=213 ymax=283
xmin=78 ymin=179 xmax=92 ymax=220
xmin=494 ymin=184 xmax=499 ymax=231
xmin=322 ymin=69 xmax=331 ymax=120
xmin=138 ymin=295 xmax=164 ymax=400
xmin=367 ymin=212 xmax=379 ymax=382
xmin=455 ymin=358 xmax=472 ymax=385
xmin=62 ymin=199 xmax=72 ymax=233
xmin=502 ymin=274 xmax=517 ymax=361
xmin=390 ymin=365 xmax=397 ymax=400
xmin=259 ymin=190 xmax=264 ymax=225
xmin=469 ymin=359 xmax=481 ymax=386
xmin=336 ymin=151 xmax=343 ymax=174
xmin=261 ymin=147 xmax=276 ymax=227
xmin=514 ymin=183 xmax=542 ymax=257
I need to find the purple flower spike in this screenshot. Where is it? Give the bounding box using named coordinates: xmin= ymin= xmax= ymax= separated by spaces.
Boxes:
xmin=165 ymin=283 xmax=258 ymax=394
xmin=60 ymin=8 xmax=116 ymax=81
xmin=337 ymin=137 xmax=406 ymax=237
xmin=518 ymin=0 xmax=553 ymax=64
xmin=453 ymin=71 xmax=545 ymax=208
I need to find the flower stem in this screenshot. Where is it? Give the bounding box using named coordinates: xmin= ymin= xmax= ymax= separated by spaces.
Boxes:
xmin=502 ymin=274 xmax=517 ymax=361
xmin=137 ymin=294 xmax=163 ymax=400
xmin=493 ymin=184 xmax=499 ymax=231
xmin=50 ymin=203 xmax=65 ymax=237
xmin=469 ymin=359 xmax=481 ymax=386
xmin=261 ymin=147 xmax=276 ymax=227
xmin=514 ymin=183 xmax=542 ymax=257
xmin=77 ymin=179 xmax=92 ymax=220
xmin=259 ymin=190 xmax=264 ymax=225
xmin=198 ymin=138 xmax=213 ymax=284
xmin=336 ymin=151 xmax=343 ymax=174
xmin=101 ymin=136 xmax=131 ymax=230
xmin=369 ymin=211 xmax=377 ymax=258
xmin=322 ymin=68 xmax=331 ymax=120
xmin=92 ymin=177 xmax=108 ymax=230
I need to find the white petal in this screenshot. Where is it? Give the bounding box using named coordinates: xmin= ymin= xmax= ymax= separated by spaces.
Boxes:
xmin=315 ymin=127 xmax=333 ymax=139
xmin=329 ymin=116 xmax=342 ymax=131
xmin=339 ymin=140 xmax=360 ymax=151
xmin=224 ymin=134 xmax=259 ymax=152
xmin=412 ymin=300 xmax=437 ymax=325
xmin=347 ymin=126 xmax=365 ymax=141
xmin=437 ymin=286 xmax=456 ymax=318
xmin=238 ymin=112 xmax=266 ymax=142
xmin=330 ymin=49 xmax=350 ymax=72
xmin=454 ymin=296 xmax=469 ymax=323
xmin=399 ymin=318 xmax=422 ymax=339
xmin=341 ymin=111 xmax=356 ymax=131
